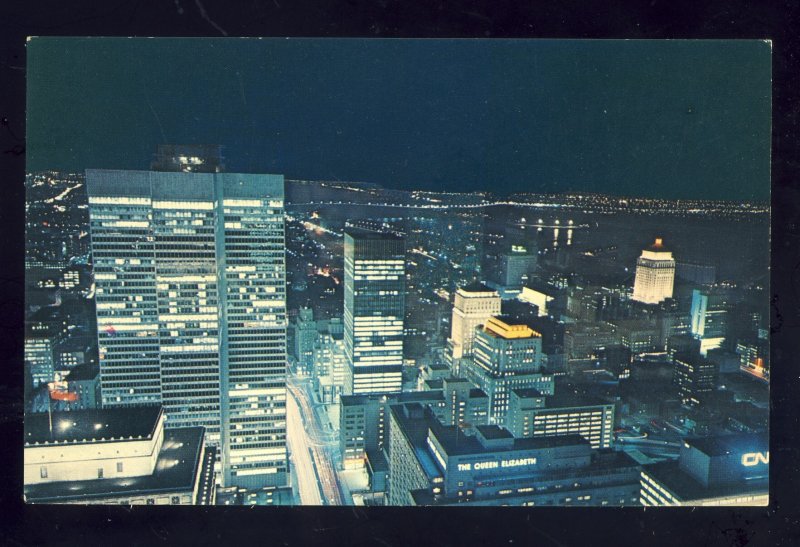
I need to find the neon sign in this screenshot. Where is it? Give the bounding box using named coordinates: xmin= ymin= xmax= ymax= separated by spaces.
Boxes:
xmin=741 ymin=452 xmax=769 ymax=467
xmin=456 ymin=457 xmax=537 ymax=472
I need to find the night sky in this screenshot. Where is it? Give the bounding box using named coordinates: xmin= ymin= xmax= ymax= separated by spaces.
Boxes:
xmin=26 ymin=38 xmax=771 ymax=200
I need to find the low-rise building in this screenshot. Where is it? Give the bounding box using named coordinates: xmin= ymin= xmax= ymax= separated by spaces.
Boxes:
xmin=53 ymin=364 xmax=100 ymax=411
xmin=640 ymin=432 xmax=768 ymax=506
xmin=24 ymin=406 xmax=215 ymax=505
xmin=564 ymin=322 xmax=620 ymax=360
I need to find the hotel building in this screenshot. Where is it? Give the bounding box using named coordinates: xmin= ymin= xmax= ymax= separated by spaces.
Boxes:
xmin=387 ymin=403 xmax=641 ymax=506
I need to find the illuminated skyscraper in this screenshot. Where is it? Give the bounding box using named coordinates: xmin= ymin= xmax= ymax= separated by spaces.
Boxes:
xmin=690 ymin=288 xmax=728 ymax=356
xmin=87 ymin=145 xmax=288 ymax=490
xmin=293 ymin=306 xmax=317 ymax=374
xmin=673 ymin=352 xmax=718 ymax=407
xmin=343 ymin=228 xmax=405 ymax=395
xmin=632 ymin=238 xmax=675 ymax=305
xmin=462 ymin=316 xmax=551 ymax=423
xmin=448 ymin=283 xmax=501 ymax=376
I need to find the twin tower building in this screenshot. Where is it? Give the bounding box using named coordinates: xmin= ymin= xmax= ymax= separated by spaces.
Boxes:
xmin=88 ymin=145 xmax=288 ymax=490
xmin=87 ymin=145 xmax=407 ymax=492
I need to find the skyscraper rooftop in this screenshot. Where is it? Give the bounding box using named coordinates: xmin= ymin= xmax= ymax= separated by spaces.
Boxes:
xmin=151 ymin=144 xmax=225 ymax=173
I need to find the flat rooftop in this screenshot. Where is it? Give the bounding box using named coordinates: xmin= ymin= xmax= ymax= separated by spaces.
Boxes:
xmin=475 ymin=425 xmax=513 ymax=441
xmin=643 ymin=460 xmax=768 ymax=503
xmin=340 ymin=391 xmax=445 ymax=407
xmin=512 ymin=387 xmax=546 ymax=399
xmin=25 ymin=427 xmax=210 ymax=503
xmin=424 ymin=379 xmax=444 ymax=391
xmin=62 ymin=364 xmax=99 ymax=382
xmin=458 ymin=282 xmax=495 ymax=294
xmin=25 ymin=406 xmax=162 ymax=446
xmin=685 ymin=432 xmax=768 ymax=458
xmin=410 ymin=450 xmax=641 ymax=506
xmin=365 ymin=449 xmax=389 ymax=473
xmin=390 ymin=404 xmax=589 ymax=458
xmin=469 ymin=388 xmax=488 ymax=399
xmin=344 ymin=227 xmax=404 ymax=241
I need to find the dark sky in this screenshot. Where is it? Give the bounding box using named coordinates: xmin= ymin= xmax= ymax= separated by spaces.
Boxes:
xmin=26 ymin=38 xmax=771 ymax=200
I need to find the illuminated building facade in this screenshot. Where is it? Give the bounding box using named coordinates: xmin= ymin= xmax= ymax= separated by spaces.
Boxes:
xmin=737 ymin=339 xmax=769 ymax=383
xmin=23 ymin=406 xmax=216 ymax=505
xmin=462 ymin=316 xmax=551 ymax=424
xmin=343 ymin=228 xmax=405 ymax=395
xmin=339 ymin=382 xmax=489 ymax=470
xmin=506 ymin=388 xmax=615 ymax=449
xmin=293 ymin=307 xmax=317 ymax=373
xmin=312 ymin=330 xmax=347 ymax=404
xmin=632 ymin=238 xmax=675 ymax=305
xmin=87 ymin=145 xmax=288 ymax=489
xmin=640 ymin=433 xmax=768 ymax=506
xmin=387 ymin=403 xmax=641 ymax=506
xmin=448 ymin=283 xmax=501 ymax=375
xmin=485 ymin=246 xmax=537 ymax=298
xmin=25 ymin=337 xmax=55 ymax=388
xmin=690 ymin=288 xmax=728 ymax=356
xmin=340 ymin=391 xmax=444 ymax=470
xmin=673 ymin=352 xmax=719 ymax=407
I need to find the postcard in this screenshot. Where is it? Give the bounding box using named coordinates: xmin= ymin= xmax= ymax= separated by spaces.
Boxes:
xmin=23 ymin=38 xmax=770 ymax=506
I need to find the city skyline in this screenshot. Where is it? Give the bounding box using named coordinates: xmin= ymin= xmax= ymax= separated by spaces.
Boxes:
xmin=27 ymin=38 xmax=771 ymax=201
xmin=23 ymin=39 xmax=770 ymax=508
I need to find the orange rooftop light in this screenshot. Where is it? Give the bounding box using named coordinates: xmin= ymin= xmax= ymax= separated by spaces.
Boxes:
xmin=483 ymin=317 xmax=541 ymax=339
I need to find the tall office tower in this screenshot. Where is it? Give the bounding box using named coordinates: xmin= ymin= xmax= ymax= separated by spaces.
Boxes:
xmin=448 ymin=283 xmax=501 ymax=376
xmin=690 ymin=288 xmax=729 ymax=356
xmin=672 ymin=352 xmax=719 ymax=407
xmin=293 ymin=307 xmax=317 ymax=373
xmin=491 ymin=246 xmax=538 ymax=290
xmin=312 ymin=330 xmax=347 ymax=404
xmin=24 ymin=336 xmax=55 ymax=388
xmin=343 ymin=228 xmax=406 ymax=395
xmin=462 ymin=316 xmax=551 ymax=424
xmin=87 ymin=145 xmax=288 ymax=490
xmin=631 ymin=238 xmax=675 ymax=305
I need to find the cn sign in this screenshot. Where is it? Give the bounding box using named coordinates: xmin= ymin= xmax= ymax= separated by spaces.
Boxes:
xmin=741 ymin=452 xmax=769 ymax=467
